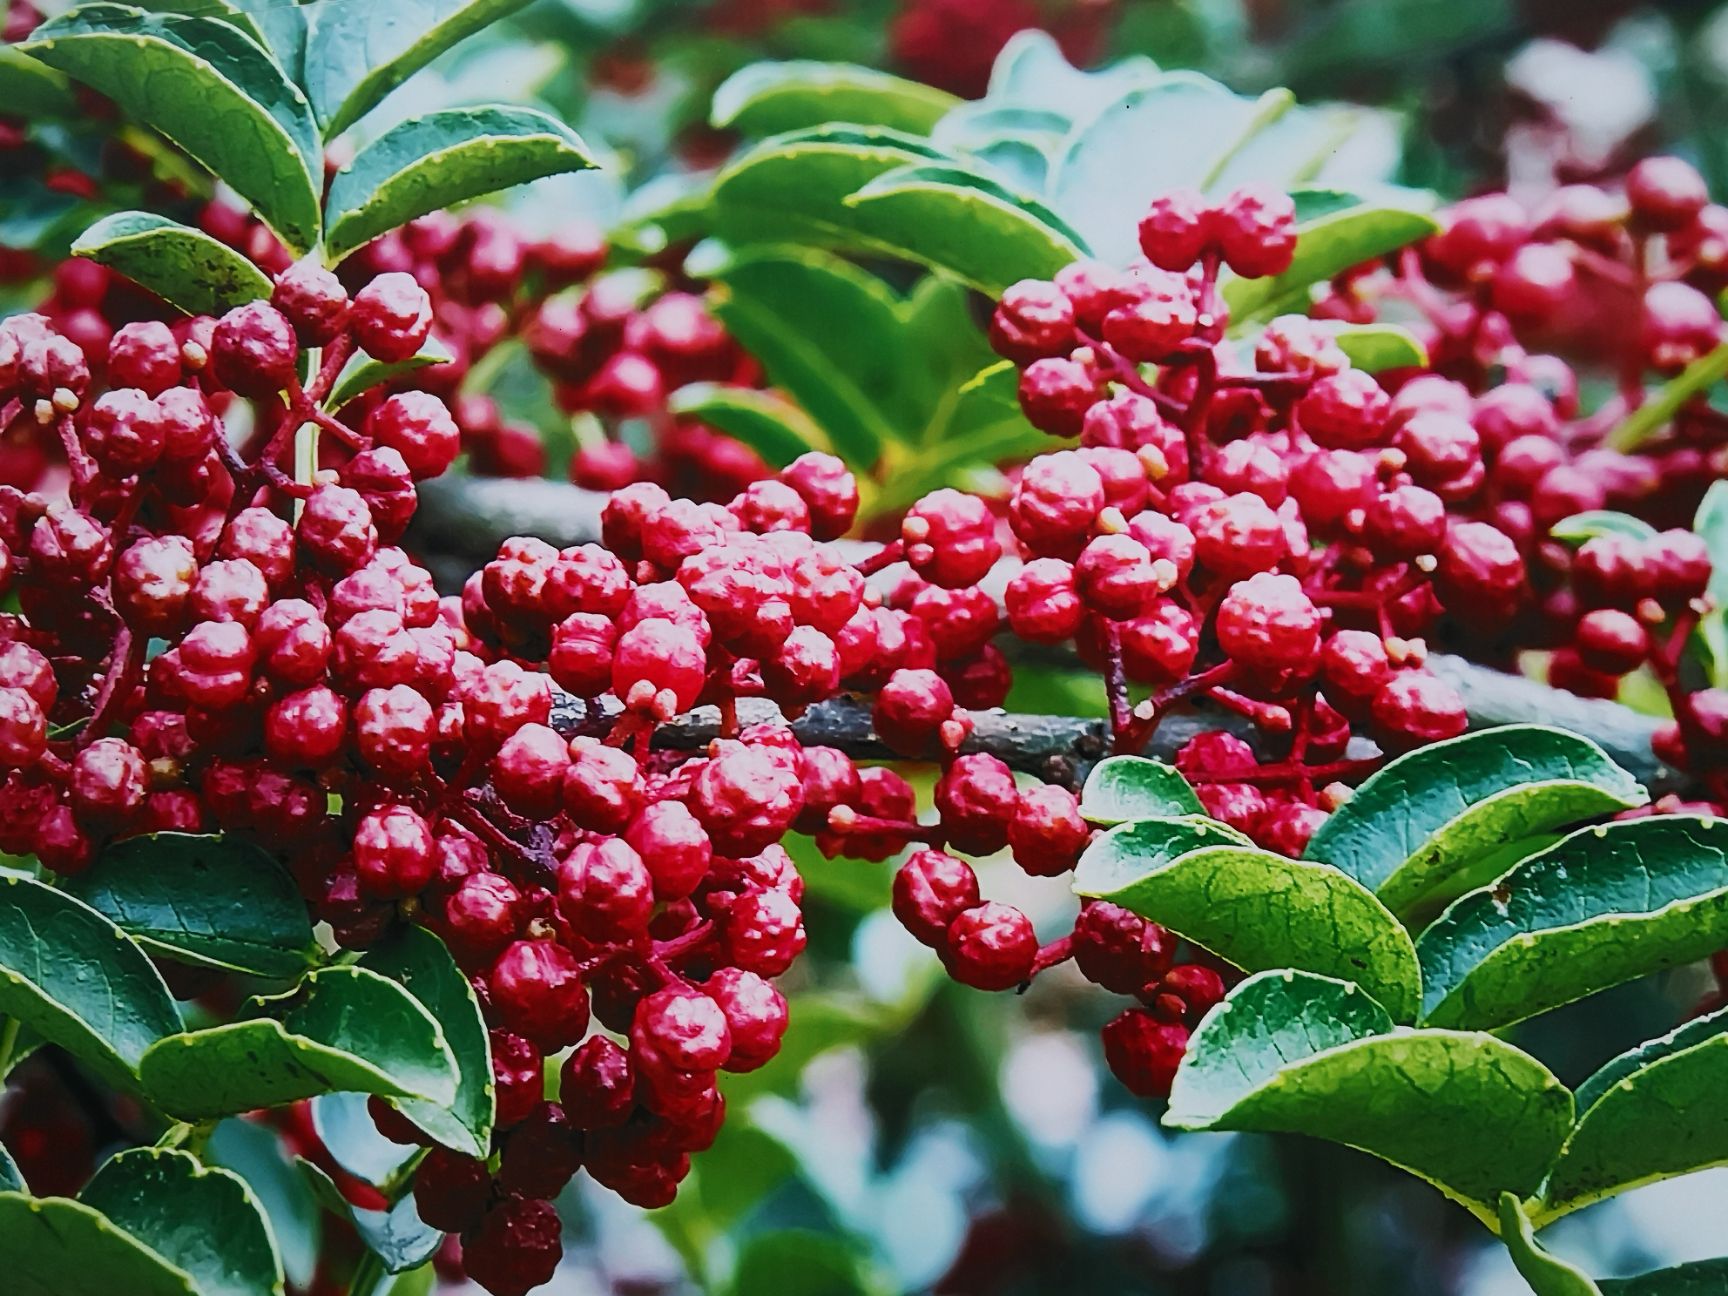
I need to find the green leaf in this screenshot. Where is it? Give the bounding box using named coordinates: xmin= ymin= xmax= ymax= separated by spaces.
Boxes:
xmin=867 ymin=361 xmax=1053 ymax=515
xmin=0 ymin=1192 xmax=200 ymax=1296
xmin=230 ymin=0 xmax=305 ymax=83
xmin=669 ymin=384 xmax=827 ymax=469
xmin=933 ymin=103 xmax=1072 ymax=153
xmin=20 ymin=7 xmax=322 ymax=255
xmin=70 ymin=212 xmax=273 ymax=319
xmin=64 ymin=832 xmax=318 ymax=977
xmin=1607 ymin=342 xmax=1728 ymax=453
xmin=1603 ymin=1261 xmax=1728 ymax=1295
xmin=842 ymin=162 xmax=1087 ymax=293
xmin=324 ymin=106 xmax=598 ymax=264
xmin=312 ymin=1092 xmax=417 ymax=1186
xmin=296 ymin=1161 xmax=442 ymax=1274
xmin=303 ymin=0 xmax=535 ymax=138
xmin=1306 ymin=725 xmax=1647 ymax=922
xmin=1499 ymin=1194 xmax=1602 ymax=1296
xmin=0 ymin=1143 xmax=23 ymax=1193
xmin=0 ymin=873 xmax=181 ymax=1089
xmin=709 ymin=125 xmax=949 ymax=257
xmin=1166 ymin=970 xmax=1573 ymax=1229
xmin=80 ymin=1148 xmax=284 ymax=1296
xmin=709 ymin=246 xmax=905 ymax=467
xmin=1551 ymin=511 xmax=1661 ymax=547
xmin=1078 ymin=755 xmax=1204 ymax=824
xmin=1539 ymin=1007 xmax=1728 ymax=1219
xmin=1075 ymin=819 xmax=1421 ymax=1021
xmin=131 ymin=0 xmax=267 ymax=48
xmin=1203 ymin=100 xmax=1361 ymax=197
xmin=725 ymin=1230 xmax=873 ymax=1296
xmin=1417 ymin=816 xmax=1728 ymax=1030
xmin=1222 ymin=204 xmax=1439 ymax=325
xmin=139 ymin=966 xmax=459 ymax=1121
xmin=1324 ymin=321 xmax=1428 ymax=373
xmin=326 ymin=336 xmax=452 ymax=410
xmin=1049 ymin=76 xmax=1278 ymax=265
xmin=0 ymin=47 xmax=79 ymax=119
xmin=895 ymin=276 xmax=998 ymax=435
xmin=1694 ymin=481 xmax=1728 ymax=610
xmin=207 ymin=1120 xmax=321 ymax=1292
xmin=361 ymin=927 xmax=493 ymax=1160
xmin=984 ymin=29 xmax=1160 ymax=121
xmin=712 ymin=61 xmax=958 ymax=137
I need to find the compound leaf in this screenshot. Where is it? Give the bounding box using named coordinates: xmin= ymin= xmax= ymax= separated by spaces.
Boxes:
xmin=80 ymin=1148 xmax=283 ymax=1296
xmin=324 ymin=106 xmax=597 ymax=264
xmin=0 ymin=873 xmax=181 ymax=1090
xmin=65 ymin=832 xmax=318 ymax=978
xmin=139 ymin=966 xmax=458 ymax=1121
xmin=1166 ymin=971 xmax=1573 ymax=1229
xmin=1417 ymin=816 xmax=1728 ymax=1030
xmin=1076 ymin=820 xmax=1420 ymax=1021
xmin=1306 ymin=725 xmax=1646 ymax=921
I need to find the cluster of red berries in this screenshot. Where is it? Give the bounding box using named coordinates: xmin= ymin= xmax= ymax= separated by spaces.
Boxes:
xmin=1303 ymin=156 xmax=1728 ymax=790
xmin=0 ymin=256 xmax=878 ymax=1291
xmin=338 ymin=208 xmax=767 ymax=500
xmin=992 ymin=182 xmax=1499 ymax=852
xmin=887 ymin=0 xmax=1113 ymax=97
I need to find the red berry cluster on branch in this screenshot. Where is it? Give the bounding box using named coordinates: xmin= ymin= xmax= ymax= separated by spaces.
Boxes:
xmin=0 ymin=261 xmax=886 ymax=1291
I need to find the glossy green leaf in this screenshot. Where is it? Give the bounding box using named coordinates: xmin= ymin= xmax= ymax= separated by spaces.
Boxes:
xmin=296 ymin=1161 xmax=442 ymax=1274
xmin=230 ymin=0 xmax=305 ymax=83
xmin=361 ymin=927 xmax=493 ymax=1160
xmin=843 ymin=162 xmax=1087 ymax=293
xmin=1166 ymin=971 xmax=1573 ymax=1229
xmin=65 ymin=832 xmax=318 ymax=977
xmin=1540 ymin=1007 xmax=1728 ymax=1219
xmin=1223 ymin=204 xmax=1439 ymax=324
xmin=712 ymin=61 xmax=958 ymax=136
xmin=1076 ymin=819 xmax=1420 ymax=1020
xmin=303 ymin=0 xmax=535 ymax=137
xmin=0 ymin=1143 xmax=23 ymax=1193
xmin=1078 ymin=755 xmax=1204 ymax=824
xmin=709 ymin=245 xmax=905 ymax=467
xmin=0 ymin=47 xmax=78 ymax=119
xmin=1603 ymin=1261 xmax=1728 ymax=1295
xmin=985 ymin=29 xmax=1160 ymax=122
xmin=1499 ymin=1194 xmax=1601 ymax=1296
xmin=20 ymin=7 xmax=321 ymax=254
xmin=1306 ymin=725 xmax=1647 ymax=921
xmin=669 ymin=384 xmax=827 ymax=469
xmin=932 ymin=103 xmax=1071 ymax=153
xmin=0 ymin=873 xmax=181 ymax=1089
xmin=70 ymin=212 xmax=273 ymax=319
xmin=312 ymin=1092 xmax=417 ymax=1186
xmin=709 ymin=125 xmax=950 ymax=256
xmin=0 ymin=1192 xmax=200 ymax=1296
xmin=1203 ymin=100 xmax=1361 ymax=196
xmin=324 ymin=107 xmax=598 ymax=264
xmin=139 ymin=966 xmax=458 ymax=1121
xmin=80 ymin=1148 xmax=284 ymax=1296
xmin=207 ymin=1120 xmax=321 ymax=1292
xmin=1049 ymin=76 xmax=1279 ymax=264
xmin=1552 ymin=511 xmax=1661 ymax=546
xmin=132 ymin=0 xmax=267 ymax=48
xmin=1325 ymin=321 xmax=1428 ymax=373
xmin=1418 ymin=816 xmax=1728 ymax=1030
xmin=895 ymin=276 xmax=998 ymax=435
xmin=868 ymin=361 xmax=1052 ymax=515
xmin=326 ymin=336 xmax=452 ymax=411
xmin=1607 ymin=343 xmax=1728 ymax=452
